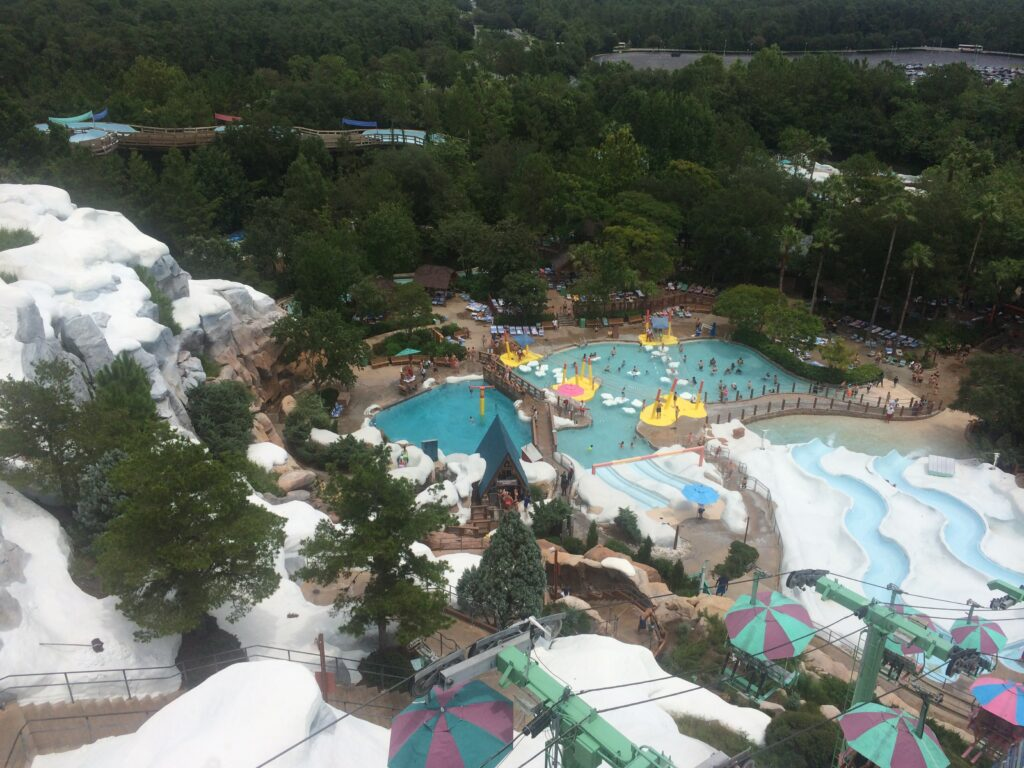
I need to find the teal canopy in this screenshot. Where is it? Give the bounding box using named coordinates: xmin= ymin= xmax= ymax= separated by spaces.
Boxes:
xmin=395 ymin=348 xmax=421 ymax=357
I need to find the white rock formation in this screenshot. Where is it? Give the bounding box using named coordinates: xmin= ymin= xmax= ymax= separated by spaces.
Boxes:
xmin=0 ymin=184 xmax=284 ymax=431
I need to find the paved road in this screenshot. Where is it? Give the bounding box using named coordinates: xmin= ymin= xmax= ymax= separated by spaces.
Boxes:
xmin=596 ymin=47 xmax=1024 ymax=71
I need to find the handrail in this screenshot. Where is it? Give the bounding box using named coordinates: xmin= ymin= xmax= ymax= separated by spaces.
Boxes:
xmin=0 ymin=643 xmax=412 ymax=703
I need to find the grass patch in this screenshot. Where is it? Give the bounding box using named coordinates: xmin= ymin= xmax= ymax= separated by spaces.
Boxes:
xmin=0 ymin=227 xmax=37 ymax=251
xmin=133 ymin=266 xmax=183 ymax=334
xmin=674 ymin=714 xmax=754 ymax=756
xmin=198 ymin=353 xmax=222 ymax=378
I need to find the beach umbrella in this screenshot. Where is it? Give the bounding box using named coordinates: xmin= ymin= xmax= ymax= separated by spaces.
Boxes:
xmin=555 ymin=383 xmax=585 ymax=397
xmin=725 ymin=590 xmax=816 ymax=660
xmin=512 ymin=334 xmax=533 ymax=348
xmin=389 ymin=680 xmax=513 ymax=768
xmin=839 ymin=703 xmax=949 ymax=768
xmin=951 ymin=615 xmax=1007 ymax=655
xmin=395 ymin=348 xmax=421 ymax=357
xmin=884 ymin=604 xmax=937 ymax=658
xmin=970 ymin=677 xmax=1024 ymax=726
xmin=682 ymin=483 xmax=719 ymax=505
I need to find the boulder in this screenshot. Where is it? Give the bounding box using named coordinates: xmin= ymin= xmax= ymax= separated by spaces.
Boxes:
xmin=0 ymin=589 xmax=21 ymax=632
xmin=819 ymin=704 xmax=841 ymax=719
xmin=689 ymin=593 xmax=735 ymax=620
xmin=284 ymin=490 xmax=312 ymax=502
xmin=56 ymin=313 xmax=114 ymax=374
xmin=281 ymin=395 xmax=298 ymax=416
xmin=653 ymin=595 xmax=695 ymax=626
xmin=760 ymin=701 xmax=786 ymax=715
xmin=278 ymin=470 xmax=317 ymax=493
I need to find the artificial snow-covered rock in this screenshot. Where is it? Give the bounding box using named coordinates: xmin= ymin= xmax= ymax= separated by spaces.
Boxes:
xmin=309 ymin=428 xmax=341 ymax=446
xmin=33 ymin=660 xmax=391 ymax=768
xmin=247 ymin=442 xmax=290 ymax=471
xmin=0 ymin=185 xmax=285 ymax=432
xmin=0 ymin=482 xmax=178 ymax=700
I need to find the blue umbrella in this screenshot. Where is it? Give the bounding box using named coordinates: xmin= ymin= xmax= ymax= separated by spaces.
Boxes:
xmin=512 ymin=334 xmax=533 ymax=347
xmin=683 ymin=483 xmax=719 ymax=504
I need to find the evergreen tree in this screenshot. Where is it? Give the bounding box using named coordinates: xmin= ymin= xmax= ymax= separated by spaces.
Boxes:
xmin=0 ymin=359 xmax=81 ymax=502
xmin=298 ymin=446 xmax=454 ymax=649
xmin=457 ymin=511 xmax=546 ymax=628
xmin=586 ymin=520 xmax=599 ymax=550
xmin=636 ymin=535 xmax=654 ymax=565
xmin=95 ymin=437 xmax=285 ymax=640
xmin=93 ymin=353 xmax=156 ymax=425
xmin=186 ymin=380 xmax=253 ymax=458
xmin=530 ymin=497 xmax=571 ymax=539
xmin=74 ymin=449 xmax=128 ymax=543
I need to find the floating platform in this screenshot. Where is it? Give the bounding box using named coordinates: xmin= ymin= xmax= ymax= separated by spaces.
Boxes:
xmin=500 ymin=348 xmax=543 ymax=367
xmin=639 ymin=391 xmax=706 ymax=425
xmin=638 ymin=332 xmax=678 ymax=347
xmin=552 ymin=375 xmax=600 ymax=402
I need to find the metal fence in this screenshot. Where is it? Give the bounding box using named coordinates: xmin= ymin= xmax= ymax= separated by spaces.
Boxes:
xmin=0 ymin=644 xmax=410 ymax=705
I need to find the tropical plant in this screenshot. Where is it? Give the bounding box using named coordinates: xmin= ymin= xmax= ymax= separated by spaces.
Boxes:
xmin=897 ymin=242 xmax=935 ymax=334
xmin=870 ymin=186 xmax=916 ymax=326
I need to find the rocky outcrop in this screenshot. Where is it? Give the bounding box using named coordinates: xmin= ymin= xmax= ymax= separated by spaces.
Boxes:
xmin=0 ymin=185 xmax=286 ymax=432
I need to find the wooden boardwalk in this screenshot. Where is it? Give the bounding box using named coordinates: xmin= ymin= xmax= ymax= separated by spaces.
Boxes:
xmin=74 ymin=124 xmax=426 ymax=155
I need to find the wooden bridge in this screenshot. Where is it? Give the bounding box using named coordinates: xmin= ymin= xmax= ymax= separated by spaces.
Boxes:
xmin=77 ymin=124 xmax=428 ymax=156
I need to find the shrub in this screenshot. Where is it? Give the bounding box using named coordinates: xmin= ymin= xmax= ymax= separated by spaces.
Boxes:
xmin=186 ymin=381 xmax=253 ymax=458
xmin=615 ymin=507 xmax=642 ymax=543
xmin=531 ymin=497 xmax=572 ymax=538
xmin=0 ymin=228 xmax=37 ymax=251
xmin=544 ymin=604 xmax=593 ymax=636
xmin=603 ymin=538 xmax=636 ymax=557
xmin=370 ymin=327 xmax=466 ymax=361
xmin=74 ymin=450 xmax=128 ymax=544
xmin=133 ymin=266 xmax=182 ymax=335
xmin=586 ymin=520 xmax=599 ymax=549
xmin=714 ymin=541 xmax=759 ymax=579
xmin=732 ymin=328 xmax=882 ymax=386
xmin=321 ymin=435 xmax=377 ymax=473
xmin=358 ymin=648 xmax=415 ymax=689
xmin=673 ymin=714 xmax=754 ymax=756
xmin=547 ymin=535 xmax=585 ymax=555
xmin=795 ymin=673 xmax=853 ymax=709
xmin=761 ymin=711 xmax=842 ymax=768
xmin=284 ymin=391 xmax=333 ymax=462
xmin=635 ymin=535 xmax=654 ymax=564
xmin=663 ymin=615 xmax=728 ymax=684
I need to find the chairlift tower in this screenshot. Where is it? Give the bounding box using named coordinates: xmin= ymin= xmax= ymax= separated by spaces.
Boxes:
xmin=787 ymin=571 xmax=985 ymax=705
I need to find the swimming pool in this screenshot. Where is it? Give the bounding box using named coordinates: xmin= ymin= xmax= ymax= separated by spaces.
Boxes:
xmin=373 ymin=383 xmax=532 ymax=455
xmin=749 ymin=415 xmax=973 ymax=458
xmin=513 ymin=340 xmax=807 ymax=465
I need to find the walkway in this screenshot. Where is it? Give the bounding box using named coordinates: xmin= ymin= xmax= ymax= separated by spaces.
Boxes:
xmin=73 ymin=124 xmax=430 ymax=155
xmin=705 ymin=389 xmax=942 ymax=425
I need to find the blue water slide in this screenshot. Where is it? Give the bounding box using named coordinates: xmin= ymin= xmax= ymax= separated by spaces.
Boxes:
xmin=630 ymin=459 xmax=688 ymax=496
xmin=595 ymin=466 xmax=671 ymax=510
xmin=873 ymin=451 xmax=1024 ymax=584
xmin=790 ymin=439 xmax=910 ymax=601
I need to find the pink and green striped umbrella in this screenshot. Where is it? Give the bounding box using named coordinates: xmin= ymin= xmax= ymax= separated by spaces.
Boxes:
xmin=839 ymin=703 xmax=950 ymax=768
xmin=951 ymin=615 xmax=1007 ymax=655
xmin=971 ymin=677 xmax=1024 ymax=726
xmin=388 ymin=680 xmax=513 ymax=768
xmin=724 ymin=589 xmax=816 ymax=661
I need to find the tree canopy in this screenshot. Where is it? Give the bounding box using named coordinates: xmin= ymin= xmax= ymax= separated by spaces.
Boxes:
xmin=95 ymin=437 xmax=285 ymax=640
xmin=298 ymin=445 xmax=454 ymax=649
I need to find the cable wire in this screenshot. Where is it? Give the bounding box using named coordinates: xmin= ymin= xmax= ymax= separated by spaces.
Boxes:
xmin=252 ymin=670 xmax=417 ymax=767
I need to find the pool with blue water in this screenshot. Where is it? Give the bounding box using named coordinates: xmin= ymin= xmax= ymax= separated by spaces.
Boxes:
xmin=519 ymin=340 xmax=808 ymax=465
xmin=373 ymin=382 xmax=532 ymax=455
xmin=375 ymin=340 xmax=810 ymax=464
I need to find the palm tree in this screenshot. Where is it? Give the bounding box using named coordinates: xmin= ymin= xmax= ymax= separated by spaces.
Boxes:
xmin=961 ymin=192 xmax=1002 ymax=307
xmin=897 ymin=242 xmax=934 ymax=335
xmin=778 ymin=224 xmax=804 ymax=295
xmin=809 ymin=224 xmax=840 ymax=314
xmin=870 ymin=188 xmax=916 ymax=326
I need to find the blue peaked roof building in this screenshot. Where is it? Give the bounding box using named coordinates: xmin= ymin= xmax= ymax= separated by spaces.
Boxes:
xmin=473 ymin=416 xmax=529 ymax=504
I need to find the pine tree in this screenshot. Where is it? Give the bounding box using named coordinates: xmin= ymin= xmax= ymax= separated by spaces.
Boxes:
xmin=93 ymin=352 xmax=156 ymax=425
xmin=186 ymin=380 xmax=253 ymax=458
xmin=458 ymin=511 xmax=546 ymax=628
xmin=298 ymin=446 xmax=454 ymax=650
xmin=636 ymin=535 xmax=654 ymax=565
xmin=0 ymin=359 xmax=81 ymax=501
xmin=95 ymin=437 xmax=285 ymax=640
xmin=586 ymin=520 xmax=599 ymax=550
